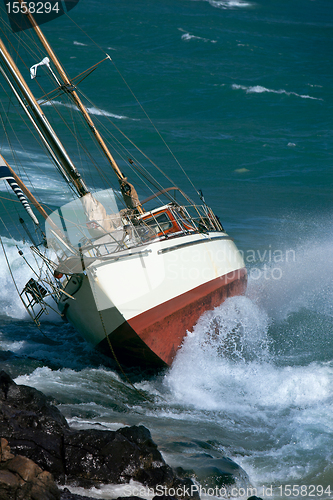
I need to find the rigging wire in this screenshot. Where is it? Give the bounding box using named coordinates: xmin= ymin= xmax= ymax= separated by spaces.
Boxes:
xmin=1 ymin=10 xmax=195 ymax=207
xmin=0 ymin=194 xmax=24 ymax=240
xmin=71 ymin=85 xmax=195 ymax=206
xmin=0 ymin=18 xmax=89 ymax=196
xmin=0 ymin=83 xmax=77 ymax=201
xmin=0 ymin=7 xmax=208 ymax=388
xmin=98 ymin=307 xmax=153 ymax=403
xmin=84 ymin=271 xmax=153 ymax=402
xmin=37 ymin=58 xmax=109 ymax=105
xmin=2 ymin=7 xmax=194 ymax=202
xmin=64 ymin=12 xmax=201 ymax=198
xmin=74 ymin=88 xmax=176 ymax=195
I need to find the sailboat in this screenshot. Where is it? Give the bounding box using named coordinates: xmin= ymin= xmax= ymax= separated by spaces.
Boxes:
xmin=0 ymin=5 xmax=247 ymax=369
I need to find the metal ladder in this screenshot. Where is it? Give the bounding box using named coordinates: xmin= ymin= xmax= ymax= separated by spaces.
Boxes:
xmin=20 ymin=278 xmax=49 ymax=324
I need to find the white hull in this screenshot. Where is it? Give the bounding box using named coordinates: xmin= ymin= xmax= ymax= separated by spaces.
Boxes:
xmin=59 ymin=231 xmax=246 ymax=367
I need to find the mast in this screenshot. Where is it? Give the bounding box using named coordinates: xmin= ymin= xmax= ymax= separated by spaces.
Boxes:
xmin=0 ymin=61 xmax=72 ymax=188
xmin=19 ymin=1 xmax=144 ymax=213
xmin=0 ymin=38 xmax=89 ymax=197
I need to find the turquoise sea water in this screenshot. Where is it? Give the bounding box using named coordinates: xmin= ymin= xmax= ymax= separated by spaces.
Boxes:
xmin=0 ymin=0 xmax=333 ymax=498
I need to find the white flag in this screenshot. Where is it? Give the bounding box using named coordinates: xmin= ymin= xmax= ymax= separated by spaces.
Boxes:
xmin=30 ymin=57 xmax=51 ymax=79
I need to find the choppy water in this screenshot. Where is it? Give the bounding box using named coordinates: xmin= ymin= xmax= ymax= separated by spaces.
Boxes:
xmin=0 ymin=0 xmax=332 ymax=498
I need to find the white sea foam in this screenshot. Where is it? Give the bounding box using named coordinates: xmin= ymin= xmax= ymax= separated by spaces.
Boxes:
xmin=0 ymin=237 xmax=64 ymax=322
xmin=160 ymin=233 xmax=333 ymax=486
xmin=0 ymin=238 xmax=32 ymax=319
xmin=4 ymin=226 xmax=333 ymax=493
xmin=247 ymin=237 xmax=333 ymax=320
xmin=232 ymin=83 xmax=322 ymax=100
xmin=59 ymin=481 xmax=156 ymax=500
xmin=211 ymin=0 xmax=251 ymax=7
xmin=0 ymin=334 xmax=25 ymax=352
xmin=40 ymin=99 xmax=131 ymax=120
xmin=194 ymin=0 xmax=252 ymax=9
xmin=14 ymin=366 xmax=127 ymax=402
xmin=8 ymin=236 xmax=333 ymax=490
xmin=165 ymin=296 xmax=271 ymax=411
xmin=181 ymin=32 xmax=217 ymax=43
xmin=167 ymin=321 xmax=332 ymax=412
xmin=66 ymin=416 xmax=125 ymax=431
xmin=73 ymin=41 xmax=88 ymax=46
xmin=163 ymin=286 xmax=333 ymax=487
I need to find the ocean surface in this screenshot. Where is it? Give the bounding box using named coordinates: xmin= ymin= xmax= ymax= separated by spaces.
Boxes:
xmin=0 ymin=0 xmax=333 ymax=498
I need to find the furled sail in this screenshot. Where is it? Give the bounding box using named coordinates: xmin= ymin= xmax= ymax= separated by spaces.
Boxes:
xmin=0 ymin=157 xmax=39 ymax=225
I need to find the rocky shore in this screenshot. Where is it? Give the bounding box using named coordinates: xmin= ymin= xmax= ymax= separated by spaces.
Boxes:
xmin=0 ymin=370 xmax=253 ymax=500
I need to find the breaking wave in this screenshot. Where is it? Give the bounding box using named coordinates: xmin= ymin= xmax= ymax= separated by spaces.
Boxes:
xmin=73 ymin=41 xmax=88 ymax=46
xmin=232 ymin=84 xmax=322 ymax=100
xmin=0 ymin=237 xmax=33 ymax=319
xmin=180 ymin=32 xmax=217 ymax=43
xmin=40 ymin=100 xmax=134 ymax=120
xmin=195 ymin=0 xmax=253 ymax=9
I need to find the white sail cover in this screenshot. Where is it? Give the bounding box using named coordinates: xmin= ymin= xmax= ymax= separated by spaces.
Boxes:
xmin=81 ymin=192 xmax=119 ymax=235
xmin=45 ymin=188 xmax=122 ymax=268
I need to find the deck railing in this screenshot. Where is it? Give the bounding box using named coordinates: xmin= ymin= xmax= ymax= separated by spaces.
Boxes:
xmin=46 ymin=203 xmax=224 ymax=267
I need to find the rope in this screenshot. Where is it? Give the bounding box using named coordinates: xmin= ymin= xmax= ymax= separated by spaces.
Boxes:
xmin=88 ymin=274 xmax=151 ymax=402
xmin=98 ymin=310 xmax=151 ymax=401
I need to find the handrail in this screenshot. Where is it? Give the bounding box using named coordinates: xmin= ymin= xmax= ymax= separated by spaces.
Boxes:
xmin=141 ymin=186 xmax=189 ymax=205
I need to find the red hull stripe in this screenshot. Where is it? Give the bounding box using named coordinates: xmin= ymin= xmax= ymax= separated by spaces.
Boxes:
xmin=128 ymin=268 xmax=247 ymax=365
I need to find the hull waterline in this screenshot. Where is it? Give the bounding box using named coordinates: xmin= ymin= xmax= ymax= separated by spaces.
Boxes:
xmin=98 ymin=267 xmax=247 ymax=368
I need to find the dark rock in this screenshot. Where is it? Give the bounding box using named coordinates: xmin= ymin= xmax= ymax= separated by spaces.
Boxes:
xmin=153 ymin=496 xmax=177 ymax=500
xmin=0 ymin=369 xmax=68 ymax=481
xmin=0 ymin=371 xmax=199 ymax=498
xmin=64 ymin=425 xmax=175 ymax=488
xmin=0 ymin=438 xmax=60 ymax=500
xmin=247 ymin=497 xmax=263 ymax=500
xmin=115 ymin=497 xmax=146 ymax=500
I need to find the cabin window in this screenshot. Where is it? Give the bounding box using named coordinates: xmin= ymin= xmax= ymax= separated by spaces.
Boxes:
xmin=145 ymin=212 xmax=173 ymax=233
